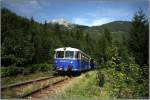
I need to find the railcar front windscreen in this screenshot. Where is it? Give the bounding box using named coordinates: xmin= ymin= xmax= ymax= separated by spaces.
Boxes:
xmin=56 ymin=51 xmax=64 ymax=58
xmin=65 ymin=51 xmax=74 ymax=58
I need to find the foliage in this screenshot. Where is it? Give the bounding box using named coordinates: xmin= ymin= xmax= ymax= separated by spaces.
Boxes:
xmin=128 ymin=9 xmax=149 ymax=66
xmin=95 ymin=9 xmax=149 ymax=98
xmin=84 ymin=21 xmax=132 ymax=40
xmin=1 ymin=8 xmax=96 ymax=67
xmin=1 ymin=66 xmax=23 ymax=77
xmin=100 ymin=58 xmax=148 ymax=98
xmin=1 ymin=63 xmax=53 ymax=77
xmin=32 ymin=63 xmax=53 ymax=72
xmin=96 ymin=44 xmax=148 ymax=98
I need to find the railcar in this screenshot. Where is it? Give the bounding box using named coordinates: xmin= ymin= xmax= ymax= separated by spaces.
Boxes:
xmin=53 ymin=47 xmax=96 ymax=73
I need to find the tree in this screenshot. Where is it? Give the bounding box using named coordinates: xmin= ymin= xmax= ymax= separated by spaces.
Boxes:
xmin=128 ymin=10 xmax=149 ymax=97
xmin=30 ymin=16 xmax=34 ymax=23
xmin=76 ymin=28 xmax=84 ymax=40
xmin=104 ymin=28 xmax=112 ymax=44
xmin=44 ymin=20 xmax=47 ymax=27
xmin=128 ymin=9 xmax=149 ymax=66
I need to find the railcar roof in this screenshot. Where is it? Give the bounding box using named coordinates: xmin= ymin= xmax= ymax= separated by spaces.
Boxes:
xmin=55 ymin=47 xmax=80 ymax=51
xmin=55 ymin=47 xmax=90 ymax=58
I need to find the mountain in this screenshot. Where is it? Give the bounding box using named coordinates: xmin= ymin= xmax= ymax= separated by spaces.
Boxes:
xmin=47 ymin=18 xmax=132 ymax=38
xmin=88 ymin=21 xmax=131 ymax=33
xmin=83 ymin=21 xmax=132 ymax=40
xmin=48 ymin=18 xmax=90 ymax=30
xmin=47 ymin=19 xmax=132 ymax=41
xmin=2 ymin=7 xmax=132 ymax=43
xmin=48 ymin=18 xmax=71 ymax=27
xmin=1 ymin=8 xmax=132 ymax=67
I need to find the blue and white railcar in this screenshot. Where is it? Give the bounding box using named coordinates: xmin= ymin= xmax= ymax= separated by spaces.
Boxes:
xmin=53 ymin=47 xmax=92 ymax=72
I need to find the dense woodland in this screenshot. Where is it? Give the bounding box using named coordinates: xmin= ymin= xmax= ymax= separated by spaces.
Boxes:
xmin=1 ymin=8 xmax=149 ymax=98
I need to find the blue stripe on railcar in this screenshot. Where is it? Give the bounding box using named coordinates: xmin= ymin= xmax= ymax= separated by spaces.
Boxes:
xmin=54 ymin=59 xmax=81 ymax=71
xmin=54 ymin=59 xmax=90 ymax=72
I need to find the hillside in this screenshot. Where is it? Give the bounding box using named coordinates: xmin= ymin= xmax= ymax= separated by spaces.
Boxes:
xmin=1 ymin=8 xmax=96 ymax=67
xmin=88 ymin=21 xmax=131 ymax=33
xmin=1 ymin=8 xmax=133 ymax=67
xmin=47 ymin=19 xmax=132 ymax=41
xmin=84 ymin=21 xmax=132 ymax=40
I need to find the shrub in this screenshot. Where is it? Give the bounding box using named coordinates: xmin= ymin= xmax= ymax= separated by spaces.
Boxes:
xmin=32 ymin=63 xmax=52 ymax=72
xmin=1 ymin=66 xmax=23 ymax=77
xmin=1 ymin=55 xmax=16 ymax=66
xmin=1 ymin=63 xmax=53 ymax=77
xmin=96 ymin=70 xmax=105 ymax=87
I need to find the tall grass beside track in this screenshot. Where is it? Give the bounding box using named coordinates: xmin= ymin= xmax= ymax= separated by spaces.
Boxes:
xmin=61 ymin=66 xmax=147 ymax=99
xmin=61 ymin=70 xmax=109 ymax=99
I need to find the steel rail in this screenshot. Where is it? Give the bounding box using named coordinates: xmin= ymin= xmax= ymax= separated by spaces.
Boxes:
xmin=20 ymin=77 xmax=69 ymax=98
xmin=1 ymin=76 xmax=56 ymax=90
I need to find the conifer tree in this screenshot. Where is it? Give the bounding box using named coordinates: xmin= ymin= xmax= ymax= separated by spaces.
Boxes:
xmin=128 ymin=9 xmax=149 ymax=66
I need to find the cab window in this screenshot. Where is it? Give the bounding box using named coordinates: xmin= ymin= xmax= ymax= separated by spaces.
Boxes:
xmin=56 ymin=51 xmax=64 ymax=58
xmin=65 ymin=51 xmax=74 ymax=58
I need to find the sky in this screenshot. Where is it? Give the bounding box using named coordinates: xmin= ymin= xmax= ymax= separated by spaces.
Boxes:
xmin=1 ymin=0 xmax=149 ymax=26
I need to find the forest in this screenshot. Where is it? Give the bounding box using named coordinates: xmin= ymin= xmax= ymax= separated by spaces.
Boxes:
xmin=1 ymin=8 xmax=149 ymax=98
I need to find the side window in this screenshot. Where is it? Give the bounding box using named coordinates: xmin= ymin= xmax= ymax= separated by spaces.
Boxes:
xmin=83 ymin=54 xmax=90 ymax=62
xmin=81 ymin=54 xmax=84 ymax=60
xmin=81 ymin=54 xmax=86 ymax=61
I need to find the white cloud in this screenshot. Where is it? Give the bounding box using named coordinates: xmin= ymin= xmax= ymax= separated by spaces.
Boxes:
xmin=73 ymin=17 xmax=113 ymax=26
xmin=73 ymin=17 xmax=90 ymax=25
xmin=90 ymin=18 xmax=113 ymax=26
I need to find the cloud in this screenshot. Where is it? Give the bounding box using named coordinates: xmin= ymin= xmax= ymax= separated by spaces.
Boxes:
xmin=73 ymin=17 xmax=113 ymax=26
xmin=90 ymin=18 xmax=113 ymax=26
xmin=73 ymin=17 xmax=90 ymax=25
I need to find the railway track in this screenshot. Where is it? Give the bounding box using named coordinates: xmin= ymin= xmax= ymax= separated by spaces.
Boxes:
xmin=1 ymin=76 xmax=68 ymax=99
xmin=21 ymin=77 xmax=70 ymax=99
xmin=1 ymin=76 xmax=56 ymax=90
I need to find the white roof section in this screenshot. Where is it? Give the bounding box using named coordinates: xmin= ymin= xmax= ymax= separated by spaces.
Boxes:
xmin=55 ymin=47 xmax=91 ymax=58
xmin=55 ymin=47 xmax=80 ymax=51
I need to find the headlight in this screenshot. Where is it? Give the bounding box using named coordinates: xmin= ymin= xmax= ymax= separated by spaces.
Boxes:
xmin=70 ymin=61 xmax=73 ymax=64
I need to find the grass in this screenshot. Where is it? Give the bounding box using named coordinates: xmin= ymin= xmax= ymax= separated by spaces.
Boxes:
xmin=60 ymin=70 xmax=110 ymax=99
xmin=1 ymin=71 xmax=54 ymax=87
xmin=2 ymin=67 xmax=145 ymax=99
xmin=60 ymin=67 xmax=146 ymax=99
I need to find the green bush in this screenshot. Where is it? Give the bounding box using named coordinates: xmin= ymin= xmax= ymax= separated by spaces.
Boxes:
xmin=1 ymin=55 xmax=16 ymax=66
xmin=1 ymin=66 xmax=23 ymax=77
xmin=32 ymin=63 xmax=52 ymax=72
xmin=21 ymin=67 xmax=30 ymax=75
xmin=96 ymin=70 xmax=105 ymax=87
xmin=96 ymin=45 xmax=148 ymax=98
xmin=1 ymin=63 xmax=53 ymax=77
